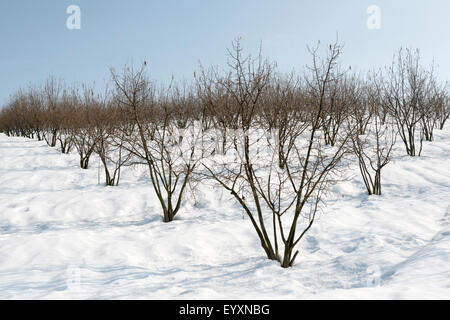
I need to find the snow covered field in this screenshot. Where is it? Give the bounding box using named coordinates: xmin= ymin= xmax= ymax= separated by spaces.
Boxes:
xmin=0 ymin=126 xmax=449 ymax=300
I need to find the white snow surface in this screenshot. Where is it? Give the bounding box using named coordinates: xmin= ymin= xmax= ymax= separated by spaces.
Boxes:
xmin=0 ymin=127 xmax=449 ymax=299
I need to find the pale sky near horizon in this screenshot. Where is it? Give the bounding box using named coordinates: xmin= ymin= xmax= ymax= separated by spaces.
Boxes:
xmin=1 ymin=0 xmax=449 ymax=105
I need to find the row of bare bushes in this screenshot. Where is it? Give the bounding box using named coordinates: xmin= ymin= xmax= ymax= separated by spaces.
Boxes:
xmin=1 ymin=40 xmax=448 ymax=267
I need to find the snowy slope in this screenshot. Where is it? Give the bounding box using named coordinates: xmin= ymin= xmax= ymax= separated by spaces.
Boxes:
xmin=0 ymin=126 xmax=449 ymax=299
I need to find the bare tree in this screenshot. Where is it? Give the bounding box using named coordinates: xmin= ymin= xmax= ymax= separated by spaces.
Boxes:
xmin=419 ymin=73 xmax=448 ymax=141
xmin=93 ymin=100 xmax=133 ymax=186
xmin=349 ymin=75 xmax=372 ymax=135
xmin=260 ymin=72 xmax=304 ymax=170
xmin=382 ymin=48 xmax=430 ymax=156
xmin=349 ymin=101 xmax=397 ymax=196
xmin=111 ymin=64 xmax=203 ymax=222
xmin=202 ymin=40 xmax=350 ymax=268
xmin=70 ymin=85 xmax=101 ymax=169
xmin=436 ymin=86 xmax=450 ymax=130
xmin=42 ymin=76 xmax=63 ymax=147
xmin=319 ymin=69 xmax=352 ymax=146
xmin=55 ymin=87 xmax=78 ymax=154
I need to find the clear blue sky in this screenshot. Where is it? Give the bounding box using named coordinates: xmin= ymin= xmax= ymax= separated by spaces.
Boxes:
xmin=1 ymin=0 xmax=449 ymax=105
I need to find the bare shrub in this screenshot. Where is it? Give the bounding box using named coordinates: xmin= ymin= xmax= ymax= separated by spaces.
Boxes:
xmin=202 ymin=40 xmax=350 ymax=268
xmin=382 ymin=48 xmax=432 ymax=156
xmin=348 ymin=104 xmax=397 ymax=196
xmin=111 ymin=64 xmax=203 ymax=222
xmin=69 ymin=85 xmax=102 ymax=169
